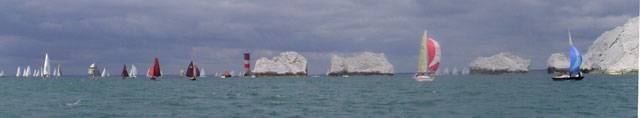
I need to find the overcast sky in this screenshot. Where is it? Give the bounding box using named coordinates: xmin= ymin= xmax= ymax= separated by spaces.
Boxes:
xmin=0 ymin=0 xmax=637 ymax=75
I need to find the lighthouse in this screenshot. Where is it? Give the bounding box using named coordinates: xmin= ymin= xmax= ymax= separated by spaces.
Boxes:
xmin=244 ymin=53 xmax=251 ymax=76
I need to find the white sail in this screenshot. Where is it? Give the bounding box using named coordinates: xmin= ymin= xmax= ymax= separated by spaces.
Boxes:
xmin=16 ymin=66 xmax=21 ymax=77
xmin=200 ymin=68 xmax=206 ymax=77
xmin=443 ymin=67 xmax=449 ymax=75
xmin=452 ymin=67 xmax=458 ymax=75
xmin=0 ymin=70 xmax=4 ymax=77
xmin=42 ymin=53 xmax=51 ymax=77
xmin=53 ymin=69 xmax=57 ymax=77
xmin=130 ymin=64 xmax=137 ymax=78
xmin=146 ymin=68 xmax=151 ymax=77
xmin=56 ymin=64 xmax=62 ymax=77
xmin=462 ymin=68 xmax=469 ymax=75
xmin=33 ymin=69 xmax=38 ymax=77
xmin=101 ymin=68 xmax=107 ymax=77
xmin=24 ymin=66 xmax=31 ymax=77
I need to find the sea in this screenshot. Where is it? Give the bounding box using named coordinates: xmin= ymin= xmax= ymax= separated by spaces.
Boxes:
xmin=0 ymin=73 xmax=636 ymax=117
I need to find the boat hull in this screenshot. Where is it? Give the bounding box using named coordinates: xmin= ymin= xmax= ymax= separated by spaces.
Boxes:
xmin=413 ymin=76 xmax=435 ymax=82
xmin=552 ymin=76 xmax=584 ymax=81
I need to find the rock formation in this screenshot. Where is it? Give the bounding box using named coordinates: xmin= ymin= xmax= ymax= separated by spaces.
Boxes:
xmin=581 ymin=16 xmax=639 ymax=73
xmin=547 ymin=53 xmax=570 ymax=73
xmin=327 ymin=52 xmax=394 ymax=76
xmin=469 ymin=52 xmax=532 ymax=74
xmin=252 ymin=51 xmax=307 ymax=76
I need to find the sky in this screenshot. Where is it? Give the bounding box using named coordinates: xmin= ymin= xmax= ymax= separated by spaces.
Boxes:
xmin=0 ymin=0 xmax=637 ymax=75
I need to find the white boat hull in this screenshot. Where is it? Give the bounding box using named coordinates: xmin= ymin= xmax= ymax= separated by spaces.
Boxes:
xmin=413 ymin=75 xmax=435 ymax=82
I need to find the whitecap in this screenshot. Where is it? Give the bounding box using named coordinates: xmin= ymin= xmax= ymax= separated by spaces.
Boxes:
xmin=66 ymin=100 xmax=81 ymax=106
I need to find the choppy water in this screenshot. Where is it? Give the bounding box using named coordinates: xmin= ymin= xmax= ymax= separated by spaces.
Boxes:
xmin=0 ymin=73 xmax=636 ymax=117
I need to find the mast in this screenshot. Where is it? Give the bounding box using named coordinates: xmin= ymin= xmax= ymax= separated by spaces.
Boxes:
xmin=418 ymin=30 xmax=428 ymax=73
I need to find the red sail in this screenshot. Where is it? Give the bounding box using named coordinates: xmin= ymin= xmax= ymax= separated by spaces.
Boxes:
xmin=195 ymin=65 xmax=200 ymax=77
xmin=121 ymin=64 xmax=129 ymax=77
xmin=186 ymin=61 xmax=195 ymax=78
xmin=151 ymin=58 xmax=161 ymax=77
xmin=427 ymin=38 xmax=441 ymax=72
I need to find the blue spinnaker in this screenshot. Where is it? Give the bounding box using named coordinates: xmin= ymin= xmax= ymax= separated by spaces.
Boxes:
xmin=569 ymin=45 xmax=582 ymax=72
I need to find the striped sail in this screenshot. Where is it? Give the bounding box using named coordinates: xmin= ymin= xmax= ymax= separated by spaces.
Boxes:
xmin=88 ymin=63 xmax=98 ymax=77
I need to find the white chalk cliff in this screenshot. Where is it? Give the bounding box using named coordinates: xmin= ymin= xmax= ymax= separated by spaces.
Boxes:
xmin=581 ymin=16 xmax=639 ymax=72
xmin=469 ymin=52 xmax=532 ymax=74
xmin=252 ymin=51 xmax=307 ymax=76
xmin=328 ymin=52 xmax=394 ymax=76
xmin=547 ymin=53 xmax=570 ymax=73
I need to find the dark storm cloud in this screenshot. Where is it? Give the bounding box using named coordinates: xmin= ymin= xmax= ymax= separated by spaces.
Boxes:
xmin=0 ymin=0 xmax=637 ymax=75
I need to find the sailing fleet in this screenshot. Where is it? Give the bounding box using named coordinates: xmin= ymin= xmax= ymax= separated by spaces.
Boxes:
xmin=11 ymin=53 xmax=62 ymax=78
xmin=0 ymin=30 xmax=583 ymax=81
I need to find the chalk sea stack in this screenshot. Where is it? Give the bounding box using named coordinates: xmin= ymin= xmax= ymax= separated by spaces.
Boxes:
xmin=547 ymin=53 xmax=570 ymax=73
xmin=327 ymin=52 xmax=394 ymax=76
xmin=580 ymin=16 xmax=639 ymax=73
xmin=469 ymin=52 xmax=532 ymax=74
xmin=252 ymin=51 xmax=307 ymax=77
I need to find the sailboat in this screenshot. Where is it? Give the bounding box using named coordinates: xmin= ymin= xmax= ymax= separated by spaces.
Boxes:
xmin=24 ymin=66 xmax=31 ymax=77
xmin=146 ymin=68 xmax=151 ymax=77
xmin=200 ymin=68 xmax=206 ymax=77
xmin=16 ymin=66 xmax=21 ymax=77
xmin=33 ymin=69 xmax=39 ymax=77
xmin=185 ymin=61 xmax=200 ymax=80
xmin=443 ymin=67 xmax=450 ymax=75
xmin=553 ymin=28 xmax=584 ymax=81
xmin=88 ymin=62 xmax=100 ymax=78
xmin=121 ymin=64 xmax=129 ymax=79
xmin=148 ymin=57 xmax=162 ymax=80
xmin=53 ymin=69 xmax=57 ymax=78
xmin=101 ymin=68 xmax=107 ymax=77
xmin=179 ymin=69 xmax=185 ymax=77
xmin=413 ymin=30 xmax=441 ymax=82
xmin=42 ymin=53 xmax=51 ymax=78
xmin=0 ymin=70 xmax=4 ymax=77
xmin=452 ymin=67 xmax=459 ymax=75
xmin=462 ymin=68 xmax=469 ymax=75
xmin=129 ymin=64 xmax=137 ymax=78
xmin=55 ymin=64 xmax=62 ymax=78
